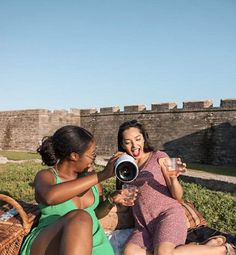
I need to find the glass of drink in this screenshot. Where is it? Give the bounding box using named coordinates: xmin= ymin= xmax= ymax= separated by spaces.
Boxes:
xmin=121 ymin=184 xmax=137 ymax=203
xmin=164 ymin=157 xmax=185 ymax=177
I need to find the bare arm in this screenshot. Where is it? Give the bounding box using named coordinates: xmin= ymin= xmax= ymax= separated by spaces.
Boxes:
xmin=159 ymin=157 xmax=184 ymax=201
xmin=92 ymin=182 xmax=113 ymax=219
xmin=95 ymin=182 xmax=138 ymax=219
xmin=34 ymin=156 xmax=117 ymax=205
xmin=34 ymin=169 xmax=110 ymax=205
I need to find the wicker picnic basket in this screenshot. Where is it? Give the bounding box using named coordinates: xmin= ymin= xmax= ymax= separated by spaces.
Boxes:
xmin=0 ymin=194 xmax=40 ymax=255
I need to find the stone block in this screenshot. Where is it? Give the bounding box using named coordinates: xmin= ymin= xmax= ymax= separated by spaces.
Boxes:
xmin=80 ymin=108 xmax=97 ymax=116
xmin=124 ymin=105 xmax=146 ymax=112
xmin=100 ymin=106 xmax=120 ymax=114
xmin=70 ymin=108 xmax=81 ymax=115
xmin=220 ymin=99 xmax=236 ymax=108
xmin=183 ymin=100 xmax=213 ymax=109
xmin=151 ymin=102 xmax=177 ymax=111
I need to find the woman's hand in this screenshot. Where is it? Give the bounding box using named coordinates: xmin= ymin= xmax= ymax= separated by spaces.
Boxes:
xmin=175 ymin=158 xmax=187 ymax=177
xmin=109 ymin=187 xmax=138 ymax=207
xmin=101 ymin=152 xmax=124 ymax=179
xmin=162 ymin=157 xmax=187 ymax=178
xmin=160 ymin=157 xmax=185 ymax=201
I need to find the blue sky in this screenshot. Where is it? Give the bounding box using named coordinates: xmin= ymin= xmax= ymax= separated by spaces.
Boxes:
xmin=0 ymin=0 xmax=235 ymax=111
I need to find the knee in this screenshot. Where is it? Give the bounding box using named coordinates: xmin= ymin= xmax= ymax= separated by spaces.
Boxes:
xmin=154 ymin=245 xmax=175 ymax=255
xmin=123 ymin=243 xmax=142 ymax=255
xmin=123 ymin=246 xmax=130 ymax=255
xmin=155 ymin=251 xmax=172 ymax=255
xmin=65 ymin=209 xmax=92 ymax=226
xmin=123 ymin=245 xmax=132 ymax=255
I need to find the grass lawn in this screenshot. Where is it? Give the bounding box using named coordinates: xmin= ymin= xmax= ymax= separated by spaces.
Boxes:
xmin=0 ymin=152 xmax=235 ymax=235
xmin=1 ymin=150 xmax=235 ymax=176
xmin=187 ymin=163 xmax=236 ymax=177
xmin=0 ymin=150 xmax=40 ymax=161
xmin=0 ymin=151 xmax=236 ymax=236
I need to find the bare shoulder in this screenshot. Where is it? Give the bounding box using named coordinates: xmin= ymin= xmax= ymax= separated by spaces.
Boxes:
xmin=34 ymin=168 xmax=56 ymax=186
xmin=33 ymin=168 xmax=57 ymax=204
xmin=35 ymin=168 xmax=53 ymax=178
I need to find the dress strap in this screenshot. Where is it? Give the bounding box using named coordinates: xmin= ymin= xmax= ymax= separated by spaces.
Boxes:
xmin=50 ymin=167 xmax=58 ymax=177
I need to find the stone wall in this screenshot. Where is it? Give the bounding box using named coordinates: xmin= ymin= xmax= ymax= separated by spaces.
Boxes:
xmin=0 ymin=99 xmax=236 ymax=165
xmin=0 ymin=109 xmax=81 ymax=151
xmin=0 ymin=109 xmax=41 ymax=151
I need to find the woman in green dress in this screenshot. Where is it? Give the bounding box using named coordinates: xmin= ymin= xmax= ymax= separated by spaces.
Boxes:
xmin=20 ymin=125 xmax=134 ymax=255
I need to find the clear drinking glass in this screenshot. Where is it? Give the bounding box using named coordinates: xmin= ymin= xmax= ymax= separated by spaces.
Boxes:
xmin=121 ymin=184 xmax=137 ymax=203
xmin=164 ymin=157 xmax=185 ymax=177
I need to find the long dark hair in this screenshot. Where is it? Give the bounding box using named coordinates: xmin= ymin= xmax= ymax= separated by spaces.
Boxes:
xmin=37 ymin=125 xmax=94 ymax=166
xmin=117 ymin=119 xmax=154 ymax=152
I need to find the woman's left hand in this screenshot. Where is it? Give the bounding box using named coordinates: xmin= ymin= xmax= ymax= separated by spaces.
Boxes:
xmin=109 ymin=188 xmax=138 ymax=207
xmin=175 ymin=158 xmax=187 ymax=177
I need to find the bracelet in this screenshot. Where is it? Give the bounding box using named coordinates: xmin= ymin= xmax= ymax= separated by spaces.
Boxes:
xmin=107 ymin=193 xmax=115 ymax=207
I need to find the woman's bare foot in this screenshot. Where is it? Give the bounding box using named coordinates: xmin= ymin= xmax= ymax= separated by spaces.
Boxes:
xmin=203 ymin=236 xmax=226 ymax=247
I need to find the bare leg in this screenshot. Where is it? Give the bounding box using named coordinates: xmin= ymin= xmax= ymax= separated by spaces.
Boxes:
xmin=30 ymin=209 xmax=92 ymax=255
xmin=123 ymin=243 xmax=152 ymax=255
xmin=154 ymin=242 xmax=227 ymax=255
xmin=124 ymin=240 xmax=228 ymax=255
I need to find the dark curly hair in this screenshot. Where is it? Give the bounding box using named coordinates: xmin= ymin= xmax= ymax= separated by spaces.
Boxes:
xmin=37 ymin=125 xmax=94 ymax=166
xmin=117 ymin=119 xmax=154 ymax=152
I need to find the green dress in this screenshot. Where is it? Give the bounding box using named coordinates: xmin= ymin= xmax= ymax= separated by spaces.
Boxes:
xmin=20 ymin=170 xmax=114 ymax=255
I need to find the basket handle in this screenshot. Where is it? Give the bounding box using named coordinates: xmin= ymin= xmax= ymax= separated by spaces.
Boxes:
xmin=0 ymin=194 xmax=31 ymax=234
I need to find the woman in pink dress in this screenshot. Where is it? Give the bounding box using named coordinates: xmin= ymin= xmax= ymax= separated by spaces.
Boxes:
xmin=116 ymin=120 xmax=235 ymax=255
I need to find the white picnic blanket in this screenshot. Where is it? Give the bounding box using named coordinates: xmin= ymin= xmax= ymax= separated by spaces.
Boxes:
xmin=106 ymin=228 xmax=134 ymax=255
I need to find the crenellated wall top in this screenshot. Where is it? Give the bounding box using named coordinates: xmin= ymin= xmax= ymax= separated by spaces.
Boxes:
xmin=0 ymin=99 xmax=236 ymax=115
xmin=72 ymin=98 xmax=236 ymax=115
xmin=0 ymin=98 xmax=236 ymax=165
xmin=220 ymin=99 xmax=236 ymax=108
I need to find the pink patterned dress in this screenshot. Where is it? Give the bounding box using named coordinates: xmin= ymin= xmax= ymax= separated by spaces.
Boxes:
xmin=126 ymin=151 xmax=187 ymax=252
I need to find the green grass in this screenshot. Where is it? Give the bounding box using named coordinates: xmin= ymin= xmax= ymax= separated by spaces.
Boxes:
xmin=1 ymin=150 xmax=235 ymax=176
xmin=187 ymin=163 xmax=236 ymax=177
xmin=0 ymin=157 xmax=235 ymax=236
xmin=0 ymin=162 xmax=41 ymax=201
xmin=100 ymin=176 xmax=236 ymax=235
xmin=101 ymin=178 xmax=236 ymax=235
xmin=181 ymin=181 xmax=236 ymax=235
xmin=0 ymin=150 xmax=40 ymax=161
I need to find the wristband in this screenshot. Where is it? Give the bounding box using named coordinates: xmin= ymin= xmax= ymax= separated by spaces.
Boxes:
xmin=107 ymin=193 xmax=115 ymax=206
